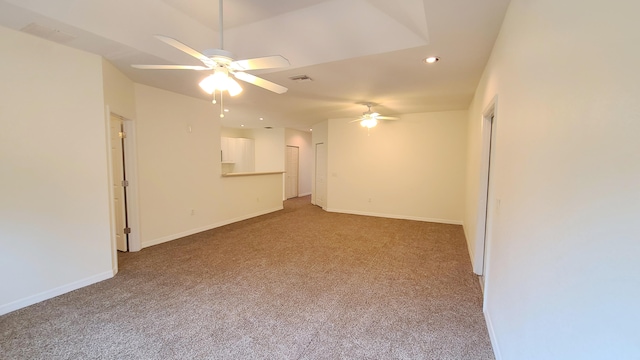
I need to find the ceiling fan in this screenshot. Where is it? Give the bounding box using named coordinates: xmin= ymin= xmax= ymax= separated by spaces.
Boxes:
xmin=131 ymin=0 xmax=289 ymax=116
xmin=351 ymin=103 xmax=398 ymax=128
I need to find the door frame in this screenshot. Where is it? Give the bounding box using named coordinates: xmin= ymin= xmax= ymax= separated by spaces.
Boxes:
xmin=285 ymin=145 xmax=300 ymax=199
xmin=313 ymin=142 xmax=327 ymax=209
xmin=475 ymin=96 xmax=498 ymax=292
xmin=109 ymin=115 xmax=128 ymax=252
xmin=105 ymin=108 xmax=142 ymax=271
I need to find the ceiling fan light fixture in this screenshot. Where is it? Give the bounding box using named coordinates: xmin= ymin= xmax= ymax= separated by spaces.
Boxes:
xmin=360 ymin=118 xmax=378 ymax=128
xmin=199 ymin=70 xmax=243 ymax=96
xmin=226 ymin=77 xmax=243 ymax=96
xmin=212 ymin=67 xmax=229 ymax=87
xmin=199 ymin=74 xmax=217 ymax=94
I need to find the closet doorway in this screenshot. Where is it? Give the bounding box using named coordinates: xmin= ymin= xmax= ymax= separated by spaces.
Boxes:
xmin=285 ymin=145 xmax=299 ymax=199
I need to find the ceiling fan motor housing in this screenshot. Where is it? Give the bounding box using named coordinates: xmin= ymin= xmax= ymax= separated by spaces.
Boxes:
xmin=202 ymin=49 xmax=235 ymax=65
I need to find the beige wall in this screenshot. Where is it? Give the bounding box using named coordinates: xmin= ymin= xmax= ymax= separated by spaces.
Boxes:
xmin=464 ymin=0 xmax=640 ymax=358
xmin=220 ymin=127 xmax=251 ymax=138
xmin=326 ymin=111 xmax=467 ymax=223
xmin=0 ymin=26 xmax=113 ymax=314
xmin=102 ymin=59 xmax=136 ymax=120
xmin=134 ymin=84 xmax=283 ymax=248
xmin=253 ymin=128 xmax=285 ymax=172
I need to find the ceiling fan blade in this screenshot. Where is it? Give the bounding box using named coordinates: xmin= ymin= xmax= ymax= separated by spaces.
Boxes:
xmin=131 ymin=64 xmax=211 ymax=70
xmin=234 ymin=72 xmax=288 ymax=94
xmin=154 ymin=35 xmax=214 ymax=67
xmin=376 ymin=116 xmax=399 ymax=120
xmin=230 ymin=55 xmax=290 ymax=71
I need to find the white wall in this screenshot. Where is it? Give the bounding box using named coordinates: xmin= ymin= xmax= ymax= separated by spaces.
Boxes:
xmin=311 ymin=121 xmax=329 ymax=206
xmin=0 ymin=26 xmax=113 ymax=314
xmin=285 ymin=129 xmax=313 ymax=196
xmin=464 ymin=1 xmax=640 ymax=358
xmin=134 ymin=84 xmax=283 ymax=248
xmin=326 ymin=111 xmax=467 ymax=223
xmin=253 ymin=128 xmax=285 ymax=172
xmin=102 ymin=59 xmax=136 ymax=120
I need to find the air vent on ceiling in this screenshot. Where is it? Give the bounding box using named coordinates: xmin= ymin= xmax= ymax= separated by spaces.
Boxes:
xmin=21 ymin=23 xmax=76 ymax=44
xmin=289 ymin=75 xmax=313 ymax=82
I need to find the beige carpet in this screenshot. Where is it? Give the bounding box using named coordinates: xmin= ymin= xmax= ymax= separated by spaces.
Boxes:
xmin=0 ymin=196 xmax=494 ymax=359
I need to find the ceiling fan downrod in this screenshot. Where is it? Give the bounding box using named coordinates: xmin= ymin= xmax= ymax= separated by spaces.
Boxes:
xmin=219 ymin=0 xmax=224 ymax=50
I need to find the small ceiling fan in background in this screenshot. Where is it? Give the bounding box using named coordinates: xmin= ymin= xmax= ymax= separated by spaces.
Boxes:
xmin=131 ymin=0 xmax=290 ymax=117
xmin=351 ymin=103 xmax=398 ymax=129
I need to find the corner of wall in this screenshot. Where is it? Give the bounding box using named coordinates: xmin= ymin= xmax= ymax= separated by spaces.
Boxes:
xmin=484 ymin=308 xmax=502 ymax=360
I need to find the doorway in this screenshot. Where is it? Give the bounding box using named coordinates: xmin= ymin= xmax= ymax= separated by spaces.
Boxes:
xmin=285 ymin=145 xmax=299 ymax=199
xmin=109 ymin=114 xmax=129 ymax=252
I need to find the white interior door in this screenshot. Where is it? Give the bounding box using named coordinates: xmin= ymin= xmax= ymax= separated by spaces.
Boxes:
xmin=109 ymin=115 xmax=128 ymax=252
xmin=285 ymin=146 xmax=299 ymax=199
xmin=315 ymin=143 xmax=327 ymax=208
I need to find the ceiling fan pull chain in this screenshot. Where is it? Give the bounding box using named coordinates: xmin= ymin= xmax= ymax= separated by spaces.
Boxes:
xmin=212 ymin=90 xmax=217 ymax=104
xmin=220 ymin=91 xmax=225 ymax=118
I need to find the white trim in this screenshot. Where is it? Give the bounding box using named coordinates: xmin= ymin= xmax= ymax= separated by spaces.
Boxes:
xmin=484 ymin=308 xmax=502 ymax=360
xmin=222 ymin=171 xmax=284 ymax=177
xmin=463 ymin=224 xmax=476 ymax=267
xmin=122 ymin=119 xmax=142 ymax=252
xmin=141 ymin=206 xmax=283 ymax=248
xmin=325 ymin=208 xmax=463 ymax=225
xmin=104 ymin=107 xmax=119 ymax=273
xmin=0 ymin=270 xmax=115 ymax=315
xmin=474 ymin=96 xmax=498 ymax=275
xmin=105 ymin=109 xmax=142 ymax=254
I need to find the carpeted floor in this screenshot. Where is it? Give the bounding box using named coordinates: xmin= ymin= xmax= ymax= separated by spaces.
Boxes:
xmin=0 ymin=196 xmax=494 ymax=359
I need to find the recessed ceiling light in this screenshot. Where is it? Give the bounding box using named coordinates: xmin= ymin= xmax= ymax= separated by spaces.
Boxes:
xmin=259 ymin=117 xmax=264 ymax=121
xmin=424 ymin=56 xmax=440 ymax=64
xmin=241 ymin=124 xmax=245 ymax=127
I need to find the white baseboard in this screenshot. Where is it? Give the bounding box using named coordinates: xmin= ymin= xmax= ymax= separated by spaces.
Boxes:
xmin=463 ymin=224 xmax=480 ymax=274
xmin=142 ymin=206 xmax=283 ymax=249
xmin=0 ymin=270 xmax=115 ymax=316
xmin=325 ymin=208 xmax=463 ymax=225
xmin=484 ymin=307 xmax=502 ymax=360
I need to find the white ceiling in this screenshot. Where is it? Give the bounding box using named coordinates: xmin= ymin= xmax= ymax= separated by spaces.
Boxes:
xmin=0 ymin=0 xmax=511 ymax=130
